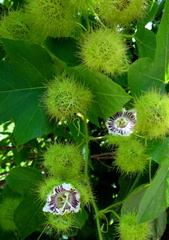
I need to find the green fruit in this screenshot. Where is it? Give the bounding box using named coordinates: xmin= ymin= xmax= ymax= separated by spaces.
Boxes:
xmin=96 ymin=0 xmax=147 ymax=26
xmin=134 ymin=91 xmax=169 ymax=139
xmin=107 ymin=135 xmax=149 ymax=174
xmin=0 ymin=10 xmax=30 ymax=40
xmin=44 ymin=73 xmax=93 ymax=120
xmin=43 ymin=143 xmax=84 ymax=178
xmin=25 ymin=0 xmax=80 ymax=39
xmin=47 ymin=213 xmax=75 ymax=234
xmin=78 ymin=28 xmax=128 ymax=75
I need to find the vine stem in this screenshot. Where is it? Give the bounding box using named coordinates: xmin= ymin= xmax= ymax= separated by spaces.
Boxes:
xmin=83 ymin=114 xmax=104 ymax=240
xmin=98 ymin=201 xmax=124 ymax=216
xmin=91 ymin=198 xmax=104 ymax=240
xmin=83 ymin=114 xmax=89 ymax=177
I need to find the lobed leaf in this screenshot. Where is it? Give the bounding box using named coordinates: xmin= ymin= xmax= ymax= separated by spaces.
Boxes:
xmin=0 ymin=39 xmax=56 ymax=145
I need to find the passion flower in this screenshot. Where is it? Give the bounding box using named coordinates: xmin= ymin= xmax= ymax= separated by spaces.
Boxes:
xmin=106 ymin=109 xmax=136 ymax=136
xmin=43 ymin=183 xmax=80 ymax=215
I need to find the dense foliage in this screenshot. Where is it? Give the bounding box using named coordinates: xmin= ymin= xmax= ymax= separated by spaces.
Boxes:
xmin=0 ymin=0 xmax=169 ymax=239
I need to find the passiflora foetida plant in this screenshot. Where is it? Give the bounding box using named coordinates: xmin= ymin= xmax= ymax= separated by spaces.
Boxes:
xmin=0 ymin=0 xmax=169 ymax=240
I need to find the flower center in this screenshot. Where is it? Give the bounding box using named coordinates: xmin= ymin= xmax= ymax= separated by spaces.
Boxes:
xmin=115 ymin=117 xmax=128 ymax=128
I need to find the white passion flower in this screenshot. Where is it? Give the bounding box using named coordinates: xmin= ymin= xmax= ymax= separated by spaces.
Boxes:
xmin=106 ymin=108 xmax=136 ymax=136
xmin=43 ymin=183 xmax=80 ymax=215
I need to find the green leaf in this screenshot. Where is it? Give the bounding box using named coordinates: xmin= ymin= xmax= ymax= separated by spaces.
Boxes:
xmin=44 ymin=37 xmax=80 ymax=67
xmin=128 ymin=57 xmax=165 ymax=96
xmin=121 ymin=185 xmax=148 ymax=215
xmin=146 ymin=137 xmax=169 ymax=164
xmin=135 ymin=28 xmax=156 ymax=59
xmin=137 ymin=160 xmax=169 ymax=223
xmin=67 ymin=67 xmax=132 ymax=120
xmin=0 ymin=231 xmax=18 ymax=240
xmin=137 ymin=0 xmax=159 ymax=27
xmin=14 ymin=194 xmax=45 ymax=240
xmin=6 ymin=167 xmax=43 ymax=194
xmin=0 ymin=39 xmax=56 ymax=144
xmin=128 ymin=0 xmax=169 ymax=96
xmin=1 ymin=38 xmax=55 ymax=82
xmin=74 ymin=209 xmax=88 ymax=228
xmin=155 ymin=0 xmax=169 ymax=82
xmin=151 ymin=211 xmax=167 ymax=240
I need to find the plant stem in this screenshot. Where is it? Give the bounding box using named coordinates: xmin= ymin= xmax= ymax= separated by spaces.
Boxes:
xmin=89 ymin=136 xmax=106 ymax=141
xmin=83 ymin=115 xmax=89 ymax=177
xmin=98 ymin=201 xmax=124 ymax=215
xmin=91 ymin=198 xmax=104 ymax=240
xmin=83 ymin=114 xmax=104 ymax=240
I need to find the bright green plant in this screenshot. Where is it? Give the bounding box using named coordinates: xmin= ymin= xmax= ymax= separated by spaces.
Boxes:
xmin=43 ymin=73 xmax=93 ymax=121
xmin=134 ymin=90 xmax=169 ymax=139
xmin=117 ymin=212 xmax=152 ymax=240
xmin=78 ymin=28 xmax=128 ymax=75
xmin=0 ymin=0 xmax=169 ymax=239
xmin=96 ymin=0 xmax=148 ymax=26
xmin=107 ymin=135 xmax=149 ymax=174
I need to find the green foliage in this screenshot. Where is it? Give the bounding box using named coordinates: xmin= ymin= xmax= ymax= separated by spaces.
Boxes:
xmin=0 ymin=0 xmax=169 ymax=239
xmin=137 ymin=160 xmax=169 ymax=223
xmin=0 ymin=197 xmax=22 ymax=232
xmin=5 ymin=167 xmax=43 ymax=194
xmin=14 ymin=194 xmax=46 ymax=240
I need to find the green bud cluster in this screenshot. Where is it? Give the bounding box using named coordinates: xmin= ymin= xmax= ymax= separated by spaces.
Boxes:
xmin=25 ymin=0 xmax=80 ymax=40
xmin=78 ymin=28 xmax=128 ymax=75
xmin=42 ymin=142 xmax=93 ymax=206
xmin=117 ymin=212 xmax=152 ymax=240
xmin=43 ymin=143 xmax=84 ymax=179
xmin=46 ymin=213 xmax=76 ymax=235
xmin=107 ymin=135 xmax=149 ymax=175
xmin=134 ymin=91 xmax=169 ymax=139
xmin=0 ymin=0 xmax=82 ymax=43
xmin=95 ymin=0 xmax=147 ymax=26
xmin=43 ymin=73 xmax=93 ymax=121
xmin=0 ymin=10 xmax=30 ymax=41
